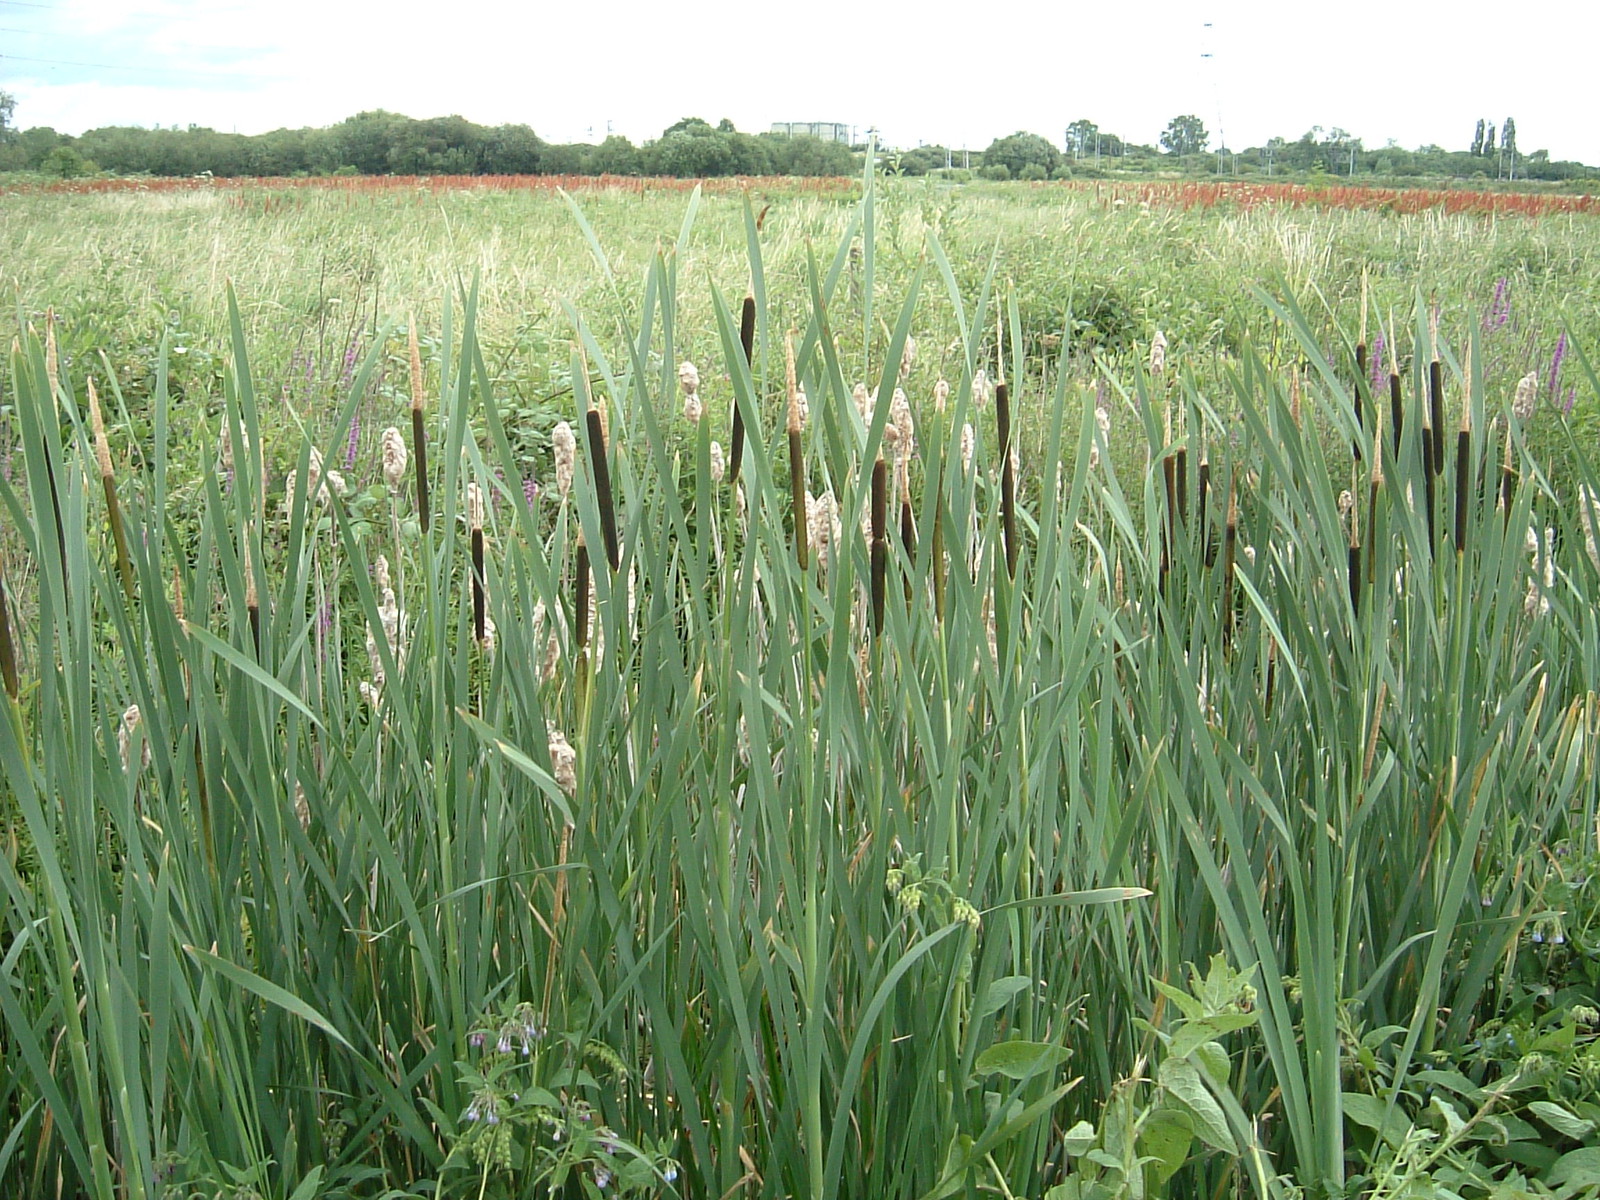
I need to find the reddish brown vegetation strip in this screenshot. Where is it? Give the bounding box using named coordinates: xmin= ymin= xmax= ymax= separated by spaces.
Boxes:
xmin=1092 ymin=180 xmax=1600 ymax=218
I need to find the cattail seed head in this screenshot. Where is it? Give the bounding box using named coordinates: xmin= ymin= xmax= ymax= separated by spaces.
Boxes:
xmin=466 ymin=482 xmax=485 ymax=531
xmin=1513 ymin=371 xmax=1538 ymax=421
xmin=853 ymin=382 xmax=873 ymax=427
xmin=117 ymin=703 xmax=149 ymax=770
xmin=678 ymin=360 xmax=700 ymax=396
xmin=374 ymin=554 xmax=391 ymax=592
xmin=683 ymin=392 xmax=703 ymax=423
xmin=381 ymin=426 xmax=407 ymax=490
xmin=710 ymin=440 xmax=726 ymax=483
xmin=547 ymin=722 xmax=577 ymax=798
xmin=1579 ymin=486 xmax=1599 ymax=570
xmin=806 ymin=490 xmax=841 ymax=567
xmin=44 ymin=310 xmax=60 ymax=395
xmin=553 ymin=420 xmax=577 ymax=497
xmin=934 ymin=378 xmax=949 ymax=413
xmin=889 ymin=387 xmax=915 ymax=462
xmin=972 ymin=369 xmax=991 ymax=409
xmin=1090 ymin=403 xmax=1111 ymax=471
xmin=408 ymin=316 xmax=425 ymax=413
xmin=1149 ymin=330 xmax=1168 ymax=376
xmin=1524 ymin=526 xmax=1554 ymax=617
xmin=87 ymin=378 xmax=113 ymax=479
xmin=899 ymin=335 xmax=917 ymax=381
xmin=960 ymin=424 xmax=975 ymax=474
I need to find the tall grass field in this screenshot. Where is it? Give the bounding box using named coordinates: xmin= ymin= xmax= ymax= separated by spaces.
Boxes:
xmin=2 ymin=173 xmax=1599 ymax=1200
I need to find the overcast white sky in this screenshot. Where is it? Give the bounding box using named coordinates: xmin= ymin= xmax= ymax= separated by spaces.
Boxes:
xmin=4 ymin=0 xmax=1597 ymax=164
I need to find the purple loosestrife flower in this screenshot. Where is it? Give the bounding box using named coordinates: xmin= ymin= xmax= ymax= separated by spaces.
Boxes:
xmin=1370 ymin=333 xmax=1385 ymax=392
xmin=1548 ymin=331 xmax=1568 ymax=400
xmin=523 ymin=476 xmax=539 ymax=508
xmin=1564 ymin=385 xmax=1577 ymax=414
xmin=342 ymin=336 xmax=361 ymax=386
xmin=345 ymin=415 xmax=361 ymax=471
xmin=1485 ymin=277 xmax=1510 ymax=330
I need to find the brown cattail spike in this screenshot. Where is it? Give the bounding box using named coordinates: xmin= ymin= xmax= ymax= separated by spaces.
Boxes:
xmin=1422 ymin=421 xmax=1438 ymax=557
xmin=1222 ymin=472 xmax=1238 ymax=645
xmin=1354 ymin=342 xmax=1367 ymax=461
xmin=1454 ymin=391 xmax=1472 ymax=554
xmin=1348 ymin=542 xmax=1363 ymax=620
xmin=1367 ymin=426 xmax=1383 ymax=586
xmin=730 ymin=294 xmax=755 ymax=484
xmin=1197 ymin=452 xmax=1211 ymax=563
xmin=89 ymin=378 xmax=136 ymax=601
xmin=1500 ymin=422 xmax=1515 ymax=527
xmin=1428 ymin=358 xmax=1445 ymax=476
xmin=1348 ymin=487 xmax=1362 ymax=619
xmin=585 ymin=408 xmax=620 ymax=572
xmin=1389 ymin=371 xmax=1404 ymax=452
xmin=1162 ymin=453 xmax=1177 ymax=574
xmin=870 ymin=458 xmax=888 ymax=635
xmin=1176 ymin=446 xmax=1189 ymax=525
xmin=785 ymin=331 xmax=808 ymax=572
xmin=244 ymin=536 xmax=260 ymax=656
xmin=997 ymin=381 xmax=1016 ymax=578
xmin=574 ymin=536 xmax=591 ymax=650
xmin=0 ymin=564 xmax=18 ymax=700
xmin=469 ymin=484 xmax=487 ymax=643
xmin=899 ymin=496 xmax=917 ymax=606
xmin=409 ymin=316 xmax=431 ymax=534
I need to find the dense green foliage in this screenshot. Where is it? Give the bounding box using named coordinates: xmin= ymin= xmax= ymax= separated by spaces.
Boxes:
xmin=2 ymin=177 xmax=1599 ymax=1200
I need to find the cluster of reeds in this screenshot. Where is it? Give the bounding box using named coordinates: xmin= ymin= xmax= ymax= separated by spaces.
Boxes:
xmin=0 ymin=177 xmax=1594 ymax=1200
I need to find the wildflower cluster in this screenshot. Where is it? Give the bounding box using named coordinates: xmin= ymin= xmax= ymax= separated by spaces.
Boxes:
xmin=450 ymin=1004 xmax=680 ymax=1194
xmin=887 ymin=854 xmax=982 ymax=932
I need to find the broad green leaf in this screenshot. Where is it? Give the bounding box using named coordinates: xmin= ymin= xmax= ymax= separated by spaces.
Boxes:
xmin=1139 ymin=1109 xmax=1194 ymax=1190
xmin=288 ymin=1167 xmax=325 ymax=1200
xmin=1550 ymin=1147 xmax=1600 ymax=1190
xmin=973 ymin=1039 xmax=1071 ymax=1082
xmin=1063 ymin=1120 xmax=1098 ymax=1157
xmin=1158 ymin=1058 xmax=1234 ymax=1153
xmin=1531 ymin=1100 xmax=1595 ymax=1141
xmin=1341 ymin=1092 xmax=1410 ymax=1147
xmin=1169 ymin=1013 xmax=1258 ymax=1061
xmin=976 ymin=974 xmax=1034 ymax=1020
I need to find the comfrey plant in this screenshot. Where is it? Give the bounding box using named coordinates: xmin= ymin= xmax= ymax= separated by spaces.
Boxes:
xmin=448 ymin=1001 xmax=679 ymax=1196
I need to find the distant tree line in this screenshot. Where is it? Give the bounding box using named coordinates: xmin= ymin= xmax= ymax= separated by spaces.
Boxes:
xmin=0 ymin=107 xmax=858 ymax=179
xmin=969 ymin=116 xmax=1595 ymax=184
xmin=0 ymin=94 xmax=1593 ymax=185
